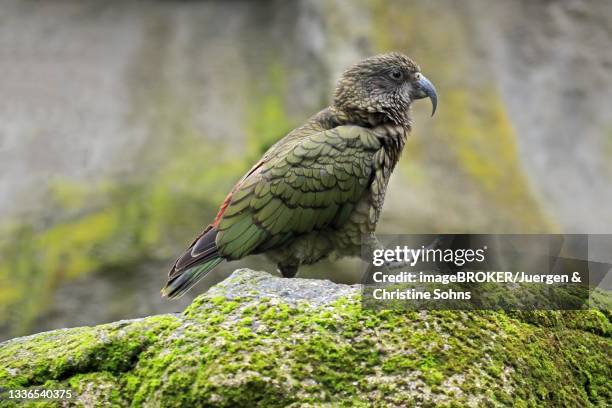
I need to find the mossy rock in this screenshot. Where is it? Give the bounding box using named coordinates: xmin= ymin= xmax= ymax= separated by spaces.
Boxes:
xmin=0 ymin=269 xmax=610 ymax=407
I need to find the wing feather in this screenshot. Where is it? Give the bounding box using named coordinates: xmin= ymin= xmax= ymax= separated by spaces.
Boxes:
xmin=215 ymin=125 xmax=381 ymax=260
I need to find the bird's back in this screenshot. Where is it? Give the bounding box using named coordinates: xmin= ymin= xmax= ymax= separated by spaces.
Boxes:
xmin=259 ymin=107 xmax=346 ymax=162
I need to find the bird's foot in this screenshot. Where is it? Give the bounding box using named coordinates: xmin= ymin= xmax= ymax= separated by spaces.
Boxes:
xmin=278 ymin=264 xmax=298 ymax=278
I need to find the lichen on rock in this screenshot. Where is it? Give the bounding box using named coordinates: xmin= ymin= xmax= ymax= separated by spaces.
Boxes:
xmin=1 ymin=269 xmax=610 ymax=407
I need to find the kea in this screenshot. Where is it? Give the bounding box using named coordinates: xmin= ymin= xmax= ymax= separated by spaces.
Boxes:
xmin=162 ymin=52 xmax=437 ymax=298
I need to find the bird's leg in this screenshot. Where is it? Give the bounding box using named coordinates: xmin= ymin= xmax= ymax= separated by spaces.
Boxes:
xmin=360 ymin=234 xmax=400 ymax=285
xmin=278 ymin=264 xmax=298 ymax=278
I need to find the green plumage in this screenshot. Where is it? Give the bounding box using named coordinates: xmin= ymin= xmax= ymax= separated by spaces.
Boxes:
xmin=216 ymin=125 xmax=381 ymax=260
xmin=163 ymin=52 xmax=437 ymax=297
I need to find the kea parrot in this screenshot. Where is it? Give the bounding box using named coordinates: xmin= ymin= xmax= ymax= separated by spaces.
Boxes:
xmin=162 ymin=52 xmax=437 ymax=298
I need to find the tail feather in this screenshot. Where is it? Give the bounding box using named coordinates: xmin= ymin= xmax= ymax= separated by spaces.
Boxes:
xmin=162 ymin=226 xmax=224 ymax=299
xmin=172 ymin=226 xmax=218 ymax=275
xmin=161 ymin=258 xmax=223 ymax=299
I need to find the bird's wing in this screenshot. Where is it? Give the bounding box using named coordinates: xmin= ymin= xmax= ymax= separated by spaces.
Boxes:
xmin=214 ymin=125 xmax=382 ymax=259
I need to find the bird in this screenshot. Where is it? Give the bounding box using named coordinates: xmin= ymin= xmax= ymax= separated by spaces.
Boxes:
xmin=161 ymin=52 xmax=437 ymax=298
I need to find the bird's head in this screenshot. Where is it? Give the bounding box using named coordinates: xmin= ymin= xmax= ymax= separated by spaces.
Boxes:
xmin=333 ymin=52 xmax=437 ymax=127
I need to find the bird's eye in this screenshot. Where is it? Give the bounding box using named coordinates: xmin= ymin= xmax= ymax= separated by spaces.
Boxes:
xmin=414 ymin=72 xmax=422 ymax=80
xmin=390 ymin=69 xmax=403 ymax=80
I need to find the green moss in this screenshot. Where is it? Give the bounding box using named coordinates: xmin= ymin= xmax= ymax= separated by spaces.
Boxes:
xmin=509 ymin=309 xmax=610 ymax=337
xmin=1 ymin=270 xmax=610 ymax=406
xmin=0 ymin=315 xmax=180 ymax=389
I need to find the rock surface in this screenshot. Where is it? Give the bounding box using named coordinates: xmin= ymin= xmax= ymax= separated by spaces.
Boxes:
xmin=0 ymin=269 xmax=610 ymax=407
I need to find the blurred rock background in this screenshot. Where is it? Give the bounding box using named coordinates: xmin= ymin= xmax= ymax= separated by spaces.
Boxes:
xmin=0 ymin=0 xmax=611 ymax=340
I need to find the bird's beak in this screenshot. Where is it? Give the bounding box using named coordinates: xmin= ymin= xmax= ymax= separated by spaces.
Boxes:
xmin=412 ymin=74 xmax=438 ymax=116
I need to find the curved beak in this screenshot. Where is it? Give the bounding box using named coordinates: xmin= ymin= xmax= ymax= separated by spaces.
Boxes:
xmin=413 ymin=74 xmax=438 ymax=116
